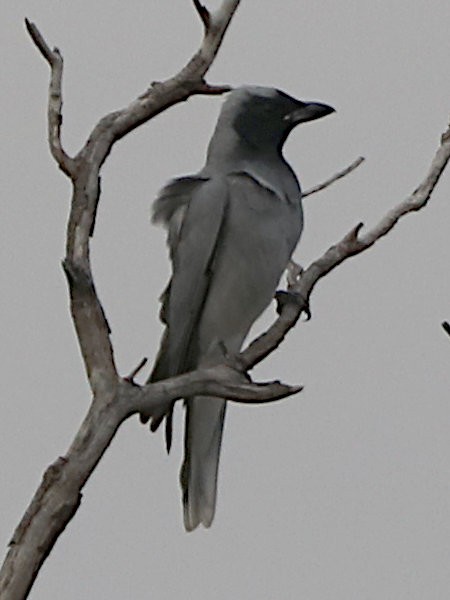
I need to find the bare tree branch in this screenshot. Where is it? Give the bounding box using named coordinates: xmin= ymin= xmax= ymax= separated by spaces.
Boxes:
xmin=125 ymin=357 xmax=149 ymax=383
xmin=239 ymin=122 xmax=450 ymax=371
xmin=61 ymin=256 xmax=118 ymax=394
xmin=0 ymin=4 xmax=242 ymax=598
xmin=24 ymin=19 xmax=75 ymax=177
xmin=193 ymin=0 xmax=211 ymax=30
xmin=2 ymin=2 xmax=449 ymax=597
xmin=24 ymin=18 xmax=53 ymax=63
xmin=24 ymin=1 xmax=242 ymax=398
xmin=302 ymin=156 xmax=365 ymax=197
xmin=130 ymin=365 xmax=302 ymax=417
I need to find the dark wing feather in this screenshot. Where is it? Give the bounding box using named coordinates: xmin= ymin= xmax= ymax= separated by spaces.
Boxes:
xmin=147 ymin=177 xmax=229 ymax=450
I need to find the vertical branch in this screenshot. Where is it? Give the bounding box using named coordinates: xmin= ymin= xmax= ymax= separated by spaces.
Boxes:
xmin=24 ymin=19 xmax=75 ymax=177
xmin=0 ymin=4 xmax=242 ymax=598
xmin=24 ymin=18 xmax=118 ymax=392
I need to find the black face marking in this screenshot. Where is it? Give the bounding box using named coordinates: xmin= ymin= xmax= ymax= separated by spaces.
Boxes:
xmin=275 ymin=89 xmax=306 ymax=110
xmin=232 ymin=90 xmax=304 ymax=151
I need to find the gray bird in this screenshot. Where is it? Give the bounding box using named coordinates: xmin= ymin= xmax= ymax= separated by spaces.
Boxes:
xmin=144 ymin=86 xmax=334 ymax=531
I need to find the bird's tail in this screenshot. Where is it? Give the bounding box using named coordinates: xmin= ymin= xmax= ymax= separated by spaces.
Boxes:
xmin=181 ymin=397 xmax=226 ymax=531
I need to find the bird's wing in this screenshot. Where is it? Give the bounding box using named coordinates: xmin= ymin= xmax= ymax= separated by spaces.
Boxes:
xmin=181 ymin=173 xmax=303 ymax=531
xmin=148 ymin=176 xmax=230 ymax=445
xmin=152 ymin=175 xmax=208 ymax=260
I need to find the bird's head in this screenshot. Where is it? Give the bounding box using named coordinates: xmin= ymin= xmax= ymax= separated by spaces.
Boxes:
xmin=222 ymin=86 xmax=335 ymax=152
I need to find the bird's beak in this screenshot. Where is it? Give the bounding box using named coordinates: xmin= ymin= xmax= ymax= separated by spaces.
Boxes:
xmin=285 ymin=102 xmax=336 ymax=125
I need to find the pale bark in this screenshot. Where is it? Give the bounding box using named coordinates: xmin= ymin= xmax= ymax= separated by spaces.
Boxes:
xmin=239 ymin=124 xmax=450 ymax=371
xmin=0 ymin=3 xmax=245 ymax=598
xmin=302 ymin=156 xmax=365 ymax=197
xmin=1 ymin=1 xmax=449 ymax=597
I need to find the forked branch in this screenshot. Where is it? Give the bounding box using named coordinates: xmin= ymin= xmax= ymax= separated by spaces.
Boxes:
xmin=1 ymin=2 xmax=449 ymax=597
xmin=0 ymin=4 xmax=244 ymax=599
xmin=239 ymin=122 xmax=450 ymax=371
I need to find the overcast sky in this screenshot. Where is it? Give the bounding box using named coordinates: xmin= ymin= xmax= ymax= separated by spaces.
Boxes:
xmin=2 ymin=1 xmax=450 ymax=598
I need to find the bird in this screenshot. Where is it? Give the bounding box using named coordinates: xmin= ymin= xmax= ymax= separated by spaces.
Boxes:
xmin=143 ymin=86 xmax=334 ymax=531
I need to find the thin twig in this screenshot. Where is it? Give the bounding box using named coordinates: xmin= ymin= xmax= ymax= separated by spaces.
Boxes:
xmin=303 ymin=156 xmax=365 ymax=197
xmin=125 ymin=358 xmax=148 ymax=383
xmin=25 ymin=19 xmax=75 ymax=177
xmin=193 ymin=0 xmax=211 ymax=30
xmin=194 ymin=80 xmax=233 ymax=95
xmin=24 ymin=18 xmax=54 ymax=63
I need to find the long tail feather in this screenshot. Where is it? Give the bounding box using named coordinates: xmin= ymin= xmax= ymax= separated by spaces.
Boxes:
xmin=181 ymin=398 xmax=226 ymax=531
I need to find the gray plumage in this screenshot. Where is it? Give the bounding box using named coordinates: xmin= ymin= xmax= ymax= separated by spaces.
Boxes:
xmin=144 ymin=86 xmax=334 ymax=531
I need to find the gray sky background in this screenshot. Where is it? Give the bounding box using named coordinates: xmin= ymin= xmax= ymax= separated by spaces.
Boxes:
xmin=2 ymin=1 xmax=450 ymax=598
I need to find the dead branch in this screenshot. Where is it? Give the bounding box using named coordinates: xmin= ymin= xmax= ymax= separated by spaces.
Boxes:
xmin=302 ymin=156 xmax=365 ymax=197
xmin=193 ymin=0 xmax=211 ymax=30
xmin=2 ymin=1 xmax=449 ymax=596
xmin=24 ymin=19 xmax=75 ymax=177
xmin=129 ymin=365 xmax=302 ymax=417
xmin=0 ymin=3 xmax=242 ymax=598
xmin=239 ymin=122 xmax=450 ymax=371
